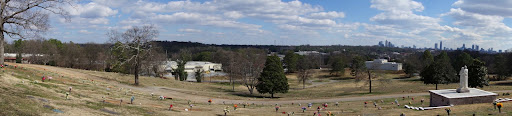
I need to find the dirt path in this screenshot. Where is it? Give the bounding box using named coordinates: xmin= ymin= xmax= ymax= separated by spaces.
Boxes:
xmin=14 ymin=63 xmax=512 ymax=105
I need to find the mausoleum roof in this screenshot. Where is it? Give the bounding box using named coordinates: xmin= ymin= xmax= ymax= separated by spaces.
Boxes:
xmin=429 ymin=88 xmax=497 ymax=99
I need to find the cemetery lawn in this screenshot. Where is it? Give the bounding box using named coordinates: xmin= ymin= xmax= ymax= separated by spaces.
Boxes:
xmin=1 ymin=63 xmax=512 ymax=115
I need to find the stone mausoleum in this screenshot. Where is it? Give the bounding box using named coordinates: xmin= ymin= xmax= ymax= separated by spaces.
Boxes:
xmin=429 ymin=66 xmax=497 ymax=107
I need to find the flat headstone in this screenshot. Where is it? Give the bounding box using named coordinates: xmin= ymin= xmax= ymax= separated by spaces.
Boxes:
xmin=43 ymin=105 xmax=53 ymax=109
xmin=100 ymin=108 xmax=120 ymax=115
xmin=39 ymin=98 xmax=49 ymax=102
xmin=52 ymin=109 xmax=64 ymax=113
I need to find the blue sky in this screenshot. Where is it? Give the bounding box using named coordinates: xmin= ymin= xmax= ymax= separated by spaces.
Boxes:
xmin=19 ymin=0 xmax=512 ymax=50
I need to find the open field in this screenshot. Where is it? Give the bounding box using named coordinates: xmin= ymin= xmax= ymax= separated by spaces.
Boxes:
xmin=1 ymin=63 xmax=512 ymax=115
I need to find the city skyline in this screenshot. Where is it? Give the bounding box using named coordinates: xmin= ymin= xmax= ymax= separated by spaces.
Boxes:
xmin=378 ymin=40 xmax=505 ymax=53
xmin=7 ymin=0 xmax=512 ymax=50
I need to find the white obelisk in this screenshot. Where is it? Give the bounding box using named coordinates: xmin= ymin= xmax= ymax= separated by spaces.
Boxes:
xmin=456 ymin=66 xmax=470 ymax=93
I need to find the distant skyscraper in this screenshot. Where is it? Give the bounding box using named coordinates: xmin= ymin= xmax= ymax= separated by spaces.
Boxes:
xmin=435 ymin=43 xmax=438 ymax=50
xmin=378 ymin=41 xmax=384 ymax=47
xmin=385 ymin=40 xmax=388 ymax=47
xmin=413 ymin=45 xmax=416 ymax=49
xmin=475 ymin=45 xmax=479 ymax=51
xmin=472 ymin=45 xmax=475 ymax=50
xmin=462 ymin=44 xmax=466 ymax=49
xmin=440 ymin=41 xmax=442 ymax=50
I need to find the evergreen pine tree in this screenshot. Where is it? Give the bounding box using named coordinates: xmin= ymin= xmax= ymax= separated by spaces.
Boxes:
xmin=420 ymin=51 xmax=457 ymax=90
xmin=256 ymin=55 xmax=289 ymax=98
xmin=468 ymin=59 xmax=489 ymax=88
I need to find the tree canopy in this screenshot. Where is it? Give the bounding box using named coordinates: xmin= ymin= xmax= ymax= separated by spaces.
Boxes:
xmin=420 ymin=51 xmax=457 ymax=89
xmin=454 ymin=52 xmax=473 ymax=72
xmin=468 ymin=59 xmax=489 ymax=88
xmin=421 ymin=50 xmax=434 ymax=67
xmin=494 ymin=54 xmax=508 ymax=80
xmin=329 ymin=55 xmax=345 ymax=76
xmin=0 ymin=0 xmax=75 ymax=65
xmin=350 ymin=56 xmax=366 ymax=77
xmin=256 ymin=55 xmax=289 ymax=98
xmin=283 ymin=51 xmax=298 ymax=73
xmin=108 ymin=25 xmax=159 ymax=85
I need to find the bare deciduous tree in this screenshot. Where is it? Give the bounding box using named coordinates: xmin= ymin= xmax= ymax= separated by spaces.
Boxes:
xmin=141 ymin=46 xmax=166 ymax=77
xmin=82 ymin=43 xmax=107 ymax=70
xmin=108 ymin=25 xmax=159 ymax=86
xmin=0 ymin=0 xmax=75 ymax=64
xmin=297 ymin=55 xmax=315 ymax=89
xmin=238 ymin=48 xmax=266 ymax=94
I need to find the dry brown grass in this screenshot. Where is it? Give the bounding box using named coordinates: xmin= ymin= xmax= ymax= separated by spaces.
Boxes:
xmin=3 ymin=63 xmax=512 ymax=115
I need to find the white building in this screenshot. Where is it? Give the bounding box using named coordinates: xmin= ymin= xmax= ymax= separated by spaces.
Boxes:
xmin=294 ymin=51 xmax=327 ymax=55
xmin=161 ymin=61 xmax=223 ymax=81
xmin=365 ymin=59 xmax=402 ymax=71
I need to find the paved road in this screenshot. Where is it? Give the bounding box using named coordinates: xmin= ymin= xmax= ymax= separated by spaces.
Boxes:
xmin=14 ymin=63 xmax=512 ymax=105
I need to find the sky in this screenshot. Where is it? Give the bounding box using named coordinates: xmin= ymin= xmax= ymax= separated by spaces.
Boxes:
xmin=20 ymin=0 xmax=512 ymax=50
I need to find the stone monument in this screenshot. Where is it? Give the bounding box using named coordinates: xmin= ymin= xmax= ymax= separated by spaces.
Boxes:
xmin=456 ymin=66 xmax=469 ymax=93
xmin=429 ymin=66 xmax=497 ymax=107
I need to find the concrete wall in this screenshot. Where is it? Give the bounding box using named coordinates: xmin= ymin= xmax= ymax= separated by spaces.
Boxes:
xmin=430 ymin=92 xmax=497 ymax=107
xmin=430 ymin=91 xmax=450 ymax=106
xmin=449 ymin=95 xmax=497 ymax=105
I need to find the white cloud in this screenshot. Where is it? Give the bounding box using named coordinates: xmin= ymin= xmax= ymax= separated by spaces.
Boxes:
xmin=78 ymin=30 xmax=93 ymax=34
xmin=308 ymin=11 xmax=345 ymax=19
xmin=88 ymin=18 xmax=109 ymax=24
xmin=453 ymin=0 xmax=512 ymax=17
xmin=178 ymin=29 xmax=202 ymax=33
xmin=370 ymin=0 xmax=440 ymax=29
xmin=370 ymin=0 xmax=424 ymax=12
xmin=71 ymin=2 xmax=118 ymax=19
xmin=440 ymin=1 xmax=512 ymax=49
xmin=48 ymin=0 xmax=512 ymax=50
xmin=151 ymin=12 xmax=262 ymax=31
xmin=223 ymin=11 xmax=244 ymax=19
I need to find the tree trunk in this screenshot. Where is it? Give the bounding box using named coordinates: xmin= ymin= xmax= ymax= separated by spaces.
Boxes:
xmin=271 ymin=93 xmax=274 ymax=98
xmin=134 ymin=57 xmax=140 ymax=85
xmin=135 ymin=66 xmax=139 ymax=85
xmin=436 ymin=84 xmax=438 ymax=90
xmin=368 ymin=70 xmax=372 ymax=93
xmin=0 ymin=21 xmax=4 ymax=65
xmin=303 ymin=78 xmax=305 ymax=89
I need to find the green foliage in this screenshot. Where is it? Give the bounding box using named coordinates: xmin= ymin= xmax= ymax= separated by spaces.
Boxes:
xmin=350 ymin=56 xmax=366 ymax=76
xmin=256 ymin=55 xmax=289 ymax=98
xmin=15 ymin=53 xmax=22 ymax=63
xmin=468 ymin=59 xmax=489 ymax=88
xmin=421 ymin=50 xmax=434 ymax=67
xmin=109 ymin=42 xmax=131 ymax=74
xmin=420 ymin=51 xmax=457 ymax=89
xmin=507 ymin=53 xmax=512 ymax=78
xmin=47 ymin=38 xmax=64 ymax=50
xmin=13 ymin=39 xmax=23 ymax=52
xmin=403 ymin=62 xmax=417 ymax=77
xmin=283 ymin=51 xmax=298 ymax=73
xmin=193 ymin=51 xmax=212 ymax=61
xmin=329 ymin=55 xmax=345 ymax=76
xmin=195 ymin=69 xmax=203 ymax=83
xmin=454 ymin=52 xmax=473 ymax=72
xmin=494 ymin=54 xmax=508 ymax=80
xmin=175 ymin=60 xmax=188 ymax=81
